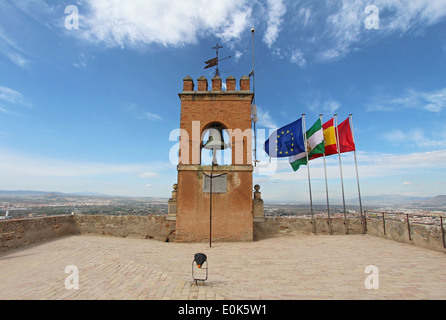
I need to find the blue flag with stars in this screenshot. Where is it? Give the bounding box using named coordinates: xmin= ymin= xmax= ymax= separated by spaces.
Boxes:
xmin=264 ymin=118 xmax=305 ymax=158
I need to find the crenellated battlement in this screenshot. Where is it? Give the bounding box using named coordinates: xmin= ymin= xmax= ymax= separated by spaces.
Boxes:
xmin=182 ymin=75 xmax=251 ymax=93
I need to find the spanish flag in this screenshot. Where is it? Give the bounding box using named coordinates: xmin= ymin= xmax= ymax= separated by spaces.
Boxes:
xmin=311 ymin=118 xmax=355 ymax=160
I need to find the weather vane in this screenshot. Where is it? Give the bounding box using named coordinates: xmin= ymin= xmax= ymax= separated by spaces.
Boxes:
xmin=204 ymin=43 xmax=231 ymax=77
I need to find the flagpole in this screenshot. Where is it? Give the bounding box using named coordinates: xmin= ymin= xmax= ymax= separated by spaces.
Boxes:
xmin=334 ymin=114 xmax=348 ymax=234
xmin=320 ymin=114 xmax=332 ymax=235
xmin=349 ymin=114 xmax=365 ymax=234
xmin=251 ymin=28 xmax=258 ymax=167
xmin=302 ymin=114 xmax=315 ymax=233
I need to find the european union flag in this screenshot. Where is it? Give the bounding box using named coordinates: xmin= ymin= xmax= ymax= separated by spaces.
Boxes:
xmin=264 ymin=118 xmax=305 ymax=158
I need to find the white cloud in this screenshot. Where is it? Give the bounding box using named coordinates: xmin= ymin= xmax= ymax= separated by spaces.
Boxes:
xmin=63 ymin=0 xmax=446 ymax=67
xmin=256 ymin=106 xmax=278 ymax=130
xmin=290 ymin=49 xmax=306 ymax=68
xmin=139 ymin=172 xmax=157 ymax=178
xmin=422 ymin=88 xmax=446 ymax=112
xmin=263 ymin=0 xmax=287 ymax=48
xmin=81 ymin=0 xmax=254 ymax=48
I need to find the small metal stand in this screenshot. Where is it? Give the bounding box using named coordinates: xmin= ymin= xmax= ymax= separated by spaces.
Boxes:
xmin=192 ymin=260 xmax=208 ymax=285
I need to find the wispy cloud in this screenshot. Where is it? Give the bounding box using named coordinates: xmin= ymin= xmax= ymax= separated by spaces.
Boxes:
xmin=0 ymin=86 xmax=26 ymax=104
xmin=7 ymin=52 xmax=30 ymax=68
xmin=72 ymin=53 xmax=94 ymax=68
xmin=124 ymin=103 xmax=162 ymax=121
xmin=142 ymin=112 xmax=162 ymax=121
xmin=0 ymin=147 xmax=174 ymax=197
xmin=0 ymin=25 xmax=30 ymax=68
xmin=263 ymin=0 xmax=287 ymax=48
xmin=256 ymin=149 xmax=446 ymax=181
xmin=0 ymin=86 xmax=30 ymax=113
xmin=0 ymin=105 xmax=14 ymax=115
xmin=366 ymin=87 xmax=446 ymax=113
xmin=276 ymin=0 xmax=446 ymax=65
xmin=138 ymin=172 xmax=157 ymax=178
xmin=289 ymin=48 xmax=306 ymax=68
xmin=254 ymin=149 xmax=446 ymax=201
xmin=0 ymin=147 xmax=152 ymax=178
xmin=382 ymin=127 xmax=446 ymax=149
xmin=306 ymin=92 xmax=342 ymax=115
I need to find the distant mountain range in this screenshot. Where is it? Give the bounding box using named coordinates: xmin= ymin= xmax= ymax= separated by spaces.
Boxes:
xmin=409 ymin=195 xmax=446 ymax=207
xmin=348 ymin=194 xmax=429 ymax=206
xmin=266 ymin=194 xmax=446 ymax=209
xmin=0 ymin=190 xmax=111 ymax=197
xmin=336 ymin=194 xmax=446 ymax=208
xmin=1 ymin=190 xmax=445 ymax=209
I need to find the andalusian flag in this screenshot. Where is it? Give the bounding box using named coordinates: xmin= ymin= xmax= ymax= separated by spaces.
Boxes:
xmin=289 ymin=118 xmax=324 ymax=171
xmin=311 ymin=118 xmax=337 ymax=160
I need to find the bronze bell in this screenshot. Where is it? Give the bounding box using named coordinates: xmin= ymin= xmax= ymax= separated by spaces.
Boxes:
xmin=203 ymin=125 xmax=229 ymax=151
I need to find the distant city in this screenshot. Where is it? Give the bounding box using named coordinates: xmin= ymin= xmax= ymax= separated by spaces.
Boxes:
xmin=1 ymin=190 xmax=445 ymax=222
xmin=0 ymin=190 xmax=167 ymax=219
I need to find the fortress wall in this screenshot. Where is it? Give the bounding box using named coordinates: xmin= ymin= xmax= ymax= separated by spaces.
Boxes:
xmin=255 ymin=217 xmax=445 ymax=252
xmin=0 ymin=215 xmax=78 ymax=251
xmin=366 ymin=217 xmax=446 ymax=253
xmin=254 ymin=217 xmax=364 ymax=240
xmin=1 ymin=215 xmax=444 ymax=253
xmin=73 ymin=214 xmax=176 ymax=242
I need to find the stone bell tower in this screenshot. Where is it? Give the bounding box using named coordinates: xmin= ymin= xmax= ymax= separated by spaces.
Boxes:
xmin=173 ymin=75 xmax=254 ymax=243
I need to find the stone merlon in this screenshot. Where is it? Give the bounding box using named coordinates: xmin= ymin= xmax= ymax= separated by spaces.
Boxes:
xmin=182 ymin=75 xmax=251 ymax=93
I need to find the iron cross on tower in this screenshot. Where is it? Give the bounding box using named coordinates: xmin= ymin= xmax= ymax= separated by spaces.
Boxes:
xmin=204 ymin=43 xmax=231 ymax=77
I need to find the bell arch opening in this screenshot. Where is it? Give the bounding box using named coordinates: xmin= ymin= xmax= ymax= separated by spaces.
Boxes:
xmin=201 ymin=122 xmax=232 ymax=166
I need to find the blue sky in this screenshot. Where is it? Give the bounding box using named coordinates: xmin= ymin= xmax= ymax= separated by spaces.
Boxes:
xmin=0 ymin=0 xmax=445 ymax=204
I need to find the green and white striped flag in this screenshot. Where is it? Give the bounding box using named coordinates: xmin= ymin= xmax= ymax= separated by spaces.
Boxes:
xmin=289 ymin=118 xmax=324 ymax=171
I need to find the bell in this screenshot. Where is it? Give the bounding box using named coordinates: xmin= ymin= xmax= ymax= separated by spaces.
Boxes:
xmin=203 ymin=126 xmax=229 ymax=151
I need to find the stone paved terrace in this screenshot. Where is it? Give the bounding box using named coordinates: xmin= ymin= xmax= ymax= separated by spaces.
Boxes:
xmin=0 ymin=234 xmax=445 ymax=300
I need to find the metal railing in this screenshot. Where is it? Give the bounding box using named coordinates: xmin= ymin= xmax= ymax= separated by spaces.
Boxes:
xmin=364 ymin=210 xmax=446 ymax=248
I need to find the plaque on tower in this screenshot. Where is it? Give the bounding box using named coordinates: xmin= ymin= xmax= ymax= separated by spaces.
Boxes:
xmin=203 ymin=174 xmax=228 ymax=194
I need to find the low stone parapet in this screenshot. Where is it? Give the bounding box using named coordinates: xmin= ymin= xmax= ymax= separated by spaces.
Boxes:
xmin=0 ymin=215 xmax=77 ymax=251
xmin=74 ymin=214 xmax=176 ymax=242
xmin=1 ymin=214 xmax=444 ymax=253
